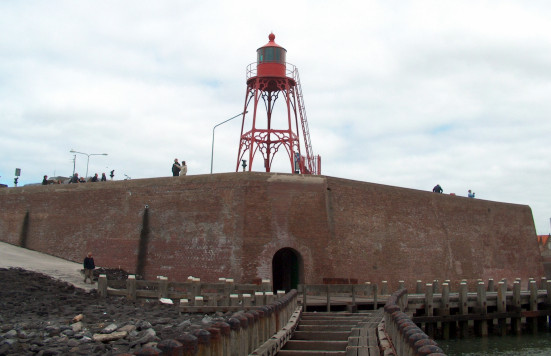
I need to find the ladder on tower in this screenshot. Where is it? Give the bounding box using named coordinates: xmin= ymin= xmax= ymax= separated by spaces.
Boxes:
xmin=292 ymin=67 xmax=321 ymax=175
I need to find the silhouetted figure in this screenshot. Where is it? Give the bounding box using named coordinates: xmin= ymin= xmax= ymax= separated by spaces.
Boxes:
xmin=70 ymin=173 xmax=79 ymax=184
xmin=432 ymin=184 xmax=443 ymax=193
xmin=172 ymin=158 xmax=181 ymax=176
xmin=83 ymin=252 xmax=95 ymax=284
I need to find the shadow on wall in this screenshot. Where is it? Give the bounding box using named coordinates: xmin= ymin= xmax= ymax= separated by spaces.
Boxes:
xmin=136 ymin=207 xmax=150 ymax=278
xmin=19 ymin=211 xmax=30 ymax=249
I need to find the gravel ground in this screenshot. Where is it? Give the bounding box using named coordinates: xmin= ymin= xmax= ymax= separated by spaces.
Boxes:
xmin=0 ymin=268 xmax=230 ymax=355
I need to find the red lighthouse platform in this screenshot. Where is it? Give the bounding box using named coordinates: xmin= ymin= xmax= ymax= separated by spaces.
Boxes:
xmin=236 ymin=33 xmax=321 ymax=174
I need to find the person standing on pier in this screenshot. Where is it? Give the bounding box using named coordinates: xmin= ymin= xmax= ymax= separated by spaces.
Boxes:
xmin=180 ymin=161 xmax=188 ymax=176
xmin=172 ymin=158 xmax=181 ymax=177
xmin=83 ymin=252 xmax=95 ymax=284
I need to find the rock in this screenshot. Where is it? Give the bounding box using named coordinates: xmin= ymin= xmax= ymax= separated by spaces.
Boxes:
xmin=0 ymin=344 xmax=9 ymax=355
xmin=4 ymin=329 xmax=17 ymax=338
xmin=92 ymin=331 xmax=128 ymax=342
xmin=72 ymin=314 xmax=84 ymax=323
xmin=155 ymin=317 xmax=172 ymax=325
xmin=67 ymin=338 xmax=80 ymax=347
xmin=2 ymin=338 xmax=17 ymax=346
xmin=178 ymin=319 xmax=192 ymax=328
xmin=130 ymin=328 xmax=158 ymax=347
xmin=101 ymin=323 xmax=118 ymax=334
xmin=45 ymin=326 xmax=60 ymax=336
xmin=0 ymin=324 xmax=13 ymax=332
xmin=136 ymin=321 xmax=152 ymax=330
xmin=118 ymin=324 xmax=136 ymax=333
xmin=71 ymin=321 xmax=83 ymax=333
xmin=61 ymin=329 xmax=74 ymax=337
xmin=143 ymin=341 xmax=159 ymax=348
xmin=93 ymin=343 xmax=106 ymax=353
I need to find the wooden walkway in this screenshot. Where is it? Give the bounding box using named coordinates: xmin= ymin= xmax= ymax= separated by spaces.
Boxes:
xmin=277 ymin=309 xmax=383 ymax=356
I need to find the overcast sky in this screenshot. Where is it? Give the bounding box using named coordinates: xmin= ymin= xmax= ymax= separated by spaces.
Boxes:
xmin=1 ymin=1 xmax=550 ymax=234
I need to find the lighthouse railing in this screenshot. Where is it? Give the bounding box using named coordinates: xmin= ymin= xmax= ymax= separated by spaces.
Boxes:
xmin=246 ymin=62 xmax=298 ymax=80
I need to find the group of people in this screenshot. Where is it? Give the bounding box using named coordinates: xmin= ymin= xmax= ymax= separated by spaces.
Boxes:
xmin=69 ymin=172 xmax=107 ymax=183
xmin=41 ymin=173 xmax=109 ymax=185
xmin=41 ymin=175 xmax=62 ymax=185
xmin=432 ymin=184 xmax=476 ymax=198
xmin=172 ymin=158 xmax=188 ymax=176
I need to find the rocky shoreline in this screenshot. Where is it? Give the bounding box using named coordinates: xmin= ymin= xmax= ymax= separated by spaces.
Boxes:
xmin=0 ymin=268 xmax=229 ymax=355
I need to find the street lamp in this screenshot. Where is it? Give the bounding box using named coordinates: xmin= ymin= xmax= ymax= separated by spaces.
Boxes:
xmin=210 ymin=111 xmax=247 ymax=174
xmin=70 ymin=150 xmax=108 ymax=178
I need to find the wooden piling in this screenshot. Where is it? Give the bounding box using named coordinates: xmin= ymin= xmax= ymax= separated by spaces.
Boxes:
xmin=98 ymin=274 xmax=107 ymax=297
xmin=381 ymin=280 xmax=388 ymax=295
xmin=424 ymin=283 xmax=434 ymax=337
xmin=126 ymin=275 xmax=136 ymax=301
xmin=529 ymin=280 xmax=538 ymax=333
xmin=441 ymin=283 xmax=450 ymax=340
xmin=497 ymin=281 xmax=507 ymax=336
xmin=416 ymin=280 xmax=423 ymax=294
xmin=475 ymin=281 xmax=488 ymax=336
xmin=459 ymin=281 xmax=469 ymax=338
xmin=511 ymin=281 xmax=522 ymax=335
xmin=487 ymin=278 xmax=495 ymax=292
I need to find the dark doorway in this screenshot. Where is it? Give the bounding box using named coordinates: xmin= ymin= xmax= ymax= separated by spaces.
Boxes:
xmin=272 ymin=248 xmax=302 ymax=292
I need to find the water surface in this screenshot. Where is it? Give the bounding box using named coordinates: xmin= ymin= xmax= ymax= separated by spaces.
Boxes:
xmin=439 ymin=333 xmax=551 ymax=355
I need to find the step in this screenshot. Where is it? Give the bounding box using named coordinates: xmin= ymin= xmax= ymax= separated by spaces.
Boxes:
xmin=292 ymin=331 xmax=351 ymax=341
xmin=345 ymin=346 xmax=381 ymax=356
xmin=301 ymin=313 xmax=372 ymax=319
xmin=283 ymin=340 xmax=348 ymax=351
xmin=297 ymin=324 xmax=357 ymax=332
xmin=277 ymin=351 xmax=346 ymax=356
xmin=301 ymin=312 xmax=376 ymax=317
xmin=299 ymin=320 xmax=363 ymax=326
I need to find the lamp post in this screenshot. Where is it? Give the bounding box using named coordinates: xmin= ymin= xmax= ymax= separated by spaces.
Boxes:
xmin=70 ymin=150 xmax=108 ymax=178
xmin=210 ymin=111 xmax=246 ymax=174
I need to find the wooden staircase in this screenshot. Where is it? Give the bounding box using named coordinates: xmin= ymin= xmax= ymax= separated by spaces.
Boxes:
xmin=277 ymin=309 xmax=383 ymax=355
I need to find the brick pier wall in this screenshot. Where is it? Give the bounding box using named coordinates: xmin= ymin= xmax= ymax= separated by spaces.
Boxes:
xmin=0 ymin=173 xmax=542 ymax=287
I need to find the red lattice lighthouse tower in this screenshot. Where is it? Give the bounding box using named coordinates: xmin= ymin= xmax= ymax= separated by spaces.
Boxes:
xmin=236 ymin=33 xmax=321 ymax=174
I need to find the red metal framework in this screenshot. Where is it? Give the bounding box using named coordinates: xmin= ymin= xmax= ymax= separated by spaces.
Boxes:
xmin=236 ymin=34 xmax=321 ymax=175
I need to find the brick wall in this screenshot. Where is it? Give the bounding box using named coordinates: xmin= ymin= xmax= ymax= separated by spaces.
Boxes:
xmin=0 ymin=172 xmax=542 ymax=289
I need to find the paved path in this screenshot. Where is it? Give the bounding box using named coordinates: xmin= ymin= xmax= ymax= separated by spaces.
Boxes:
xmin=0 ymin=241 xmax=94 ymax=291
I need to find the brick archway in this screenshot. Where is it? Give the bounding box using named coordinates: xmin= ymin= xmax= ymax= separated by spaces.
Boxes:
xmin=272 ymin=248 xmax=302 ymax=292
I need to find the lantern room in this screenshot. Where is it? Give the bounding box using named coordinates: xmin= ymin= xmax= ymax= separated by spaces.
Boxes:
xmin=256 ymin=33 xmax=287 ymax=78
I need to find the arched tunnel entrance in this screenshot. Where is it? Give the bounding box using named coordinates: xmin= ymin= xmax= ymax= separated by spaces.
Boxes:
xmin=272 ymin=248 xmax=302 ymax=292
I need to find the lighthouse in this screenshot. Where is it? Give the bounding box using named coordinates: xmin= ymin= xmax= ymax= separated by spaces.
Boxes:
xmin=236 ymin=33 xmax=321 ymax=174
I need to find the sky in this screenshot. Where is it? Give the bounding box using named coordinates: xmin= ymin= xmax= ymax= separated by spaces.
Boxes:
xmin=0 ymin=1 xmax=550 ymax=234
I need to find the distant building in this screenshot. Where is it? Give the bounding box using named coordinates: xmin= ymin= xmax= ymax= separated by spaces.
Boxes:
xmin=538 ymin=234 xmax=551 ymax=278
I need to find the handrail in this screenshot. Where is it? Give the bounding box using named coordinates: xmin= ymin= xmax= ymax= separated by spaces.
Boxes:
xmin=383 ymin=289 xmax=446 ymax=355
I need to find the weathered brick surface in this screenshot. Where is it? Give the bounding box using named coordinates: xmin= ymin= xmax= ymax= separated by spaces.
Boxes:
xmin=0 ymin=172 xmax=542 ymax=288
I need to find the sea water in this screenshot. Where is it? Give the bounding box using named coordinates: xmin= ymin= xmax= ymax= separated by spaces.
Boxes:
xmin=438 ymin=333 xmax=551 ymax=355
